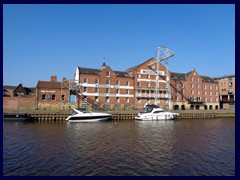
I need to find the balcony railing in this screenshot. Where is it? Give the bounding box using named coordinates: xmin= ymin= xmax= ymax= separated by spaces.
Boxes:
xmin=135 ymin=93 xmax=170 ymax=99
xmin=222 ymin=99 xmax=235 ymax=103
xmin=188 ymin=99 xmax=205 ymax=104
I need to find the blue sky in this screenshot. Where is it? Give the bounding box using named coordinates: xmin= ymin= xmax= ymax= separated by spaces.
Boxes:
xmin=3 ymin=4 xmax=235 ymax=87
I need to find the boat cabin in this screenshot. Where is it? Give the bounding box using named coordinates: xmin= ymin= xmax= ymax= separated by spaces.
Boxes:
xmin=140 ymin=104 xmax=164 ymax=114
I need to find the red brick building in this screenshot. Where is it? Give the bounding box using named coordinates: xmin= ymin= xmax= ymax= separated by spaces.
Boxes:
xmin=171 ymin=68 xmax=219 ymax=110
xmin=126 ymin=58 xmax=170 ymax=109
xmin=36 ymin=76 xmax=70 ymax=110
xmin=215 ymin=75 xmax=235 ymax=109
xmin=74 ymin=63 xmax=134 ymax=110
xmin=33 ymin=59 xmax=234 ymax=111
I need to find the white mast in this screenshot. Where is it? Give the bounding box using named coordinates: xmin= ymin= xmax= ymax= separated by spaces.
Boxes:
xmin=155 ymin=47 xmax=160 ymax=105
xmin=149 ymin=46 xmax=174 ymax=109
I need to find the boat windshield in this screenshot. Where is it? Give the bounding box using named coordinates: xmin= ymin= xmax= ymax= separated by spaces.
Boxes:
xmin=140 ymin=107 xmax=153 ymax=113
xmin=77 ymin=108 xmax=92 ymax=113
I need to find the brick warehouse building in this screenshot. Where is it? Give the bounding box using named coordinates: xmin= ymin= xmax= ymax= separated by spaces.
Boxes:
xmin=33 ymin=58 xmax=233 ymax=111
xmin=171 ymin=68 xmax=219 ymax=110
xmin=74 ymin=58 xmax=170 ymax=110
xmin=214 ymin=74 xmax=235 ymax=109
xmin=74 ymin=62 xmax=134 ymax=110
xmin=36 ymin=76 xmax=71 ymax=110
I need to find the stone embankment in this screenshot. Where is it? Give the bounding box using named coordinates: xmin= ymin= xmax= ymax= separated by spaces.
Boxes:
xmin=3 ymin=109 xmax=235 ymax=122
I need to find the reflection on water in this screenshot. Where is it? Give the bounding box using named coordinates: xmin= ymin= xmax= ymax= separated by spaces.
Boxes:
xmin=3 ymin=118 xmax=235 ymax=176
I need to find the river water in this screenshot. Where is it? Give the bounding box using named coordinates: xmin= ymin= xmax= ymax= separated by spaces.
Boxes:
xmin=3 ymin=118 xmax=235 ymax=176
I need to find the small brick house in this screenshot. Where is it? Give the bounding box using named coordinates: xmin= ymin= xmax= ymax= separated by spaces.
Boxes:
xmin=36 ymin=76 xmax=71 ymax=110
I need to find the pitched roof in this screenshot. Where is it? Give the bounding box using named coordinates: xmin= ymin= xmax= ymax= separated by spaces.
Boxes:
xmin=114 ymin=71 xmax=132 ymax=78
xmin=77 ymin=67 xmax=132 ymax=78
xmin=171 ymin=72 xmax=186 ymax=80
xmin=201 ymin=76 xmax=217 ymax=83
xmin=36 ymin=81 xmax=67 ymax=89
xmin=78 ymin=67 xmax=101 ymax=75
xmin=171 ymin=71 xmax=217 ymax=83
xmin=3 ymin=85 xmax=17 ymax=89
xmin=126 ymin=58 xmax=155 ymax=72
xmin=213 ymin=74 xmax=235 ymax=80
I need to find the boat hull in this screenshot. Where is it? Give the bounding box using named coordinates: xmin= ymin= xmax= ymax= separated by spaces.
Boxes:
xmin=66 ymin=115 xmax=111 ymax=122
xmin=135 ymin=114 xmax=178 ymax=121
xmin=3 ymin=114 xmax=34 ymax=122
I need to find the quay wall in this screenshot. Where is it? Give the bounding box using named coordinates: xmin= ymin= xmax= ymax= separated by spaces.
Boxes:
xmin=4 ymin=110 xmax=234 ymax=122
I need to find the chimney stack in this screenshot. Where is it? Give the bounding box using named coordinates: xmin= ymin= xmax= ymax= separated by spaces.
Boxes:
xmin=51 ymin=75 xmax=57 ymax=82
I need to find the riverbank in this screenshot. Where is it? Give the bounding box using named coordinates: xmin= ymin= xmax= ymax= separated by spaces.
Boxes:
xmin=3 ymin=109 xmax=235 ymax=122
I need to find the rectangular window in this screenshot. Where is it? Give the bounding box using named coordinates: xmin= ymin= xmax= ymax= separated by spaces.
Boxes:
xmin=126 ymin=89 xmax=129 ymax=94
xmin=176 ymin=82 xmax=178 ymax=87
xmin=106 ymin=88 xmax=110 ymax=93
xmin=137 ymin=98 xmax=141 ymax=103
xmin=106 ymin=80 xmax=110 ymax=85
xmin=83 ymin=78 xmax=88 ymax=83
xmin=181 ymin=83 xmax=184 ymax=88
xmin=197 ymin=91 xmax=200 ymax=95
xmin=197 ymin=78 xmax=199 ymax=82
xmin=191 ymin=90 xmax=194 ymax=95
xmin=52 ymin=94 xmax=56 ymax=101
xmin=116 ymin=80 xmax=120 ymax=85
xmin=126 ymin=81 xmax=129 ymax=86
xmin=95 ymin=97 xmax=98 ymax=102
xmin=191 ymin=84 xmax=194 ymax=88
xmin=126 ymin=97 xmax=129 ymax=103
xmin=137 ymin=74 xmax=141 ymax=78
xmin=95 ymin=79 xmax=98 ymax=84
xmin=95 ymin=88 xmax=98 ymax=93
xmin=106 ymin=97 xmax=110 ymax=102
xmin=106 ymin=71 xmax=110 ymax=77
xmin=147 ymin=74 xmax=150 ymax=79
xmin=42 ymin=94 xmax=46 ymax=101
xmin=209 ymin=85 xmax=212 ymax=90
xmin=116 ymin=97 xmax=120 ymax=103
xmin=182 ymin=96 xmax=184 ymax=101
xmin=84 ymin=96 xmax=87 ymax=102
xmin=84 ymin=87 xmax=87 ymax=92
xmin=175 ymin=96 xmax=178 ymax=101
xmin=137 ymin=82 xmax=141 ymax=87
xmin=62 ymin=95 xmax=65 ymax=101
xmin=147 ymin=82 xmax=150 ymax=87
xmin=116 ymin=89 xmax=119 ymax=94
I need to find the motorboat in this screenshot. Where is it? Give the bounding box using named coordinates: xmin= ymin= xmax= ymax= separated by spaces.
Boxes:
xmin=3 ymin=113 xmax=34 ymax=122
xmin=135 ymin=104 xmax=179 ymax=121
xmin=65 ymin=108 xmax=112 ymax=122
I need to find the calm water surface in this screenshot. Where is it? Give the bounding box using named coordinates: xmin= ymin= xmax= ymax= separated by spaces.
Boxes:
xmin=3 ymin=118 xmax=235 ymax=176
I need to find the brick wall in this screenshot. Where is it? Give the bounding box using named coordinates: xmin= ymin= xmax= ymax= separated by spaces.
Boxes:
xmin=3 ymin=96 xmax=36 ymax=112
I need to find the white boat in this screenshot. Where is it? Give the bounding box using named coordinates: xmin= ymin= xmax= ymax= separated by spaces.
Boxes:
xmin=135 ymin=104 xmax=179 ymax=121
xmin=65 ymin=108 xmax=112 ymax=122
